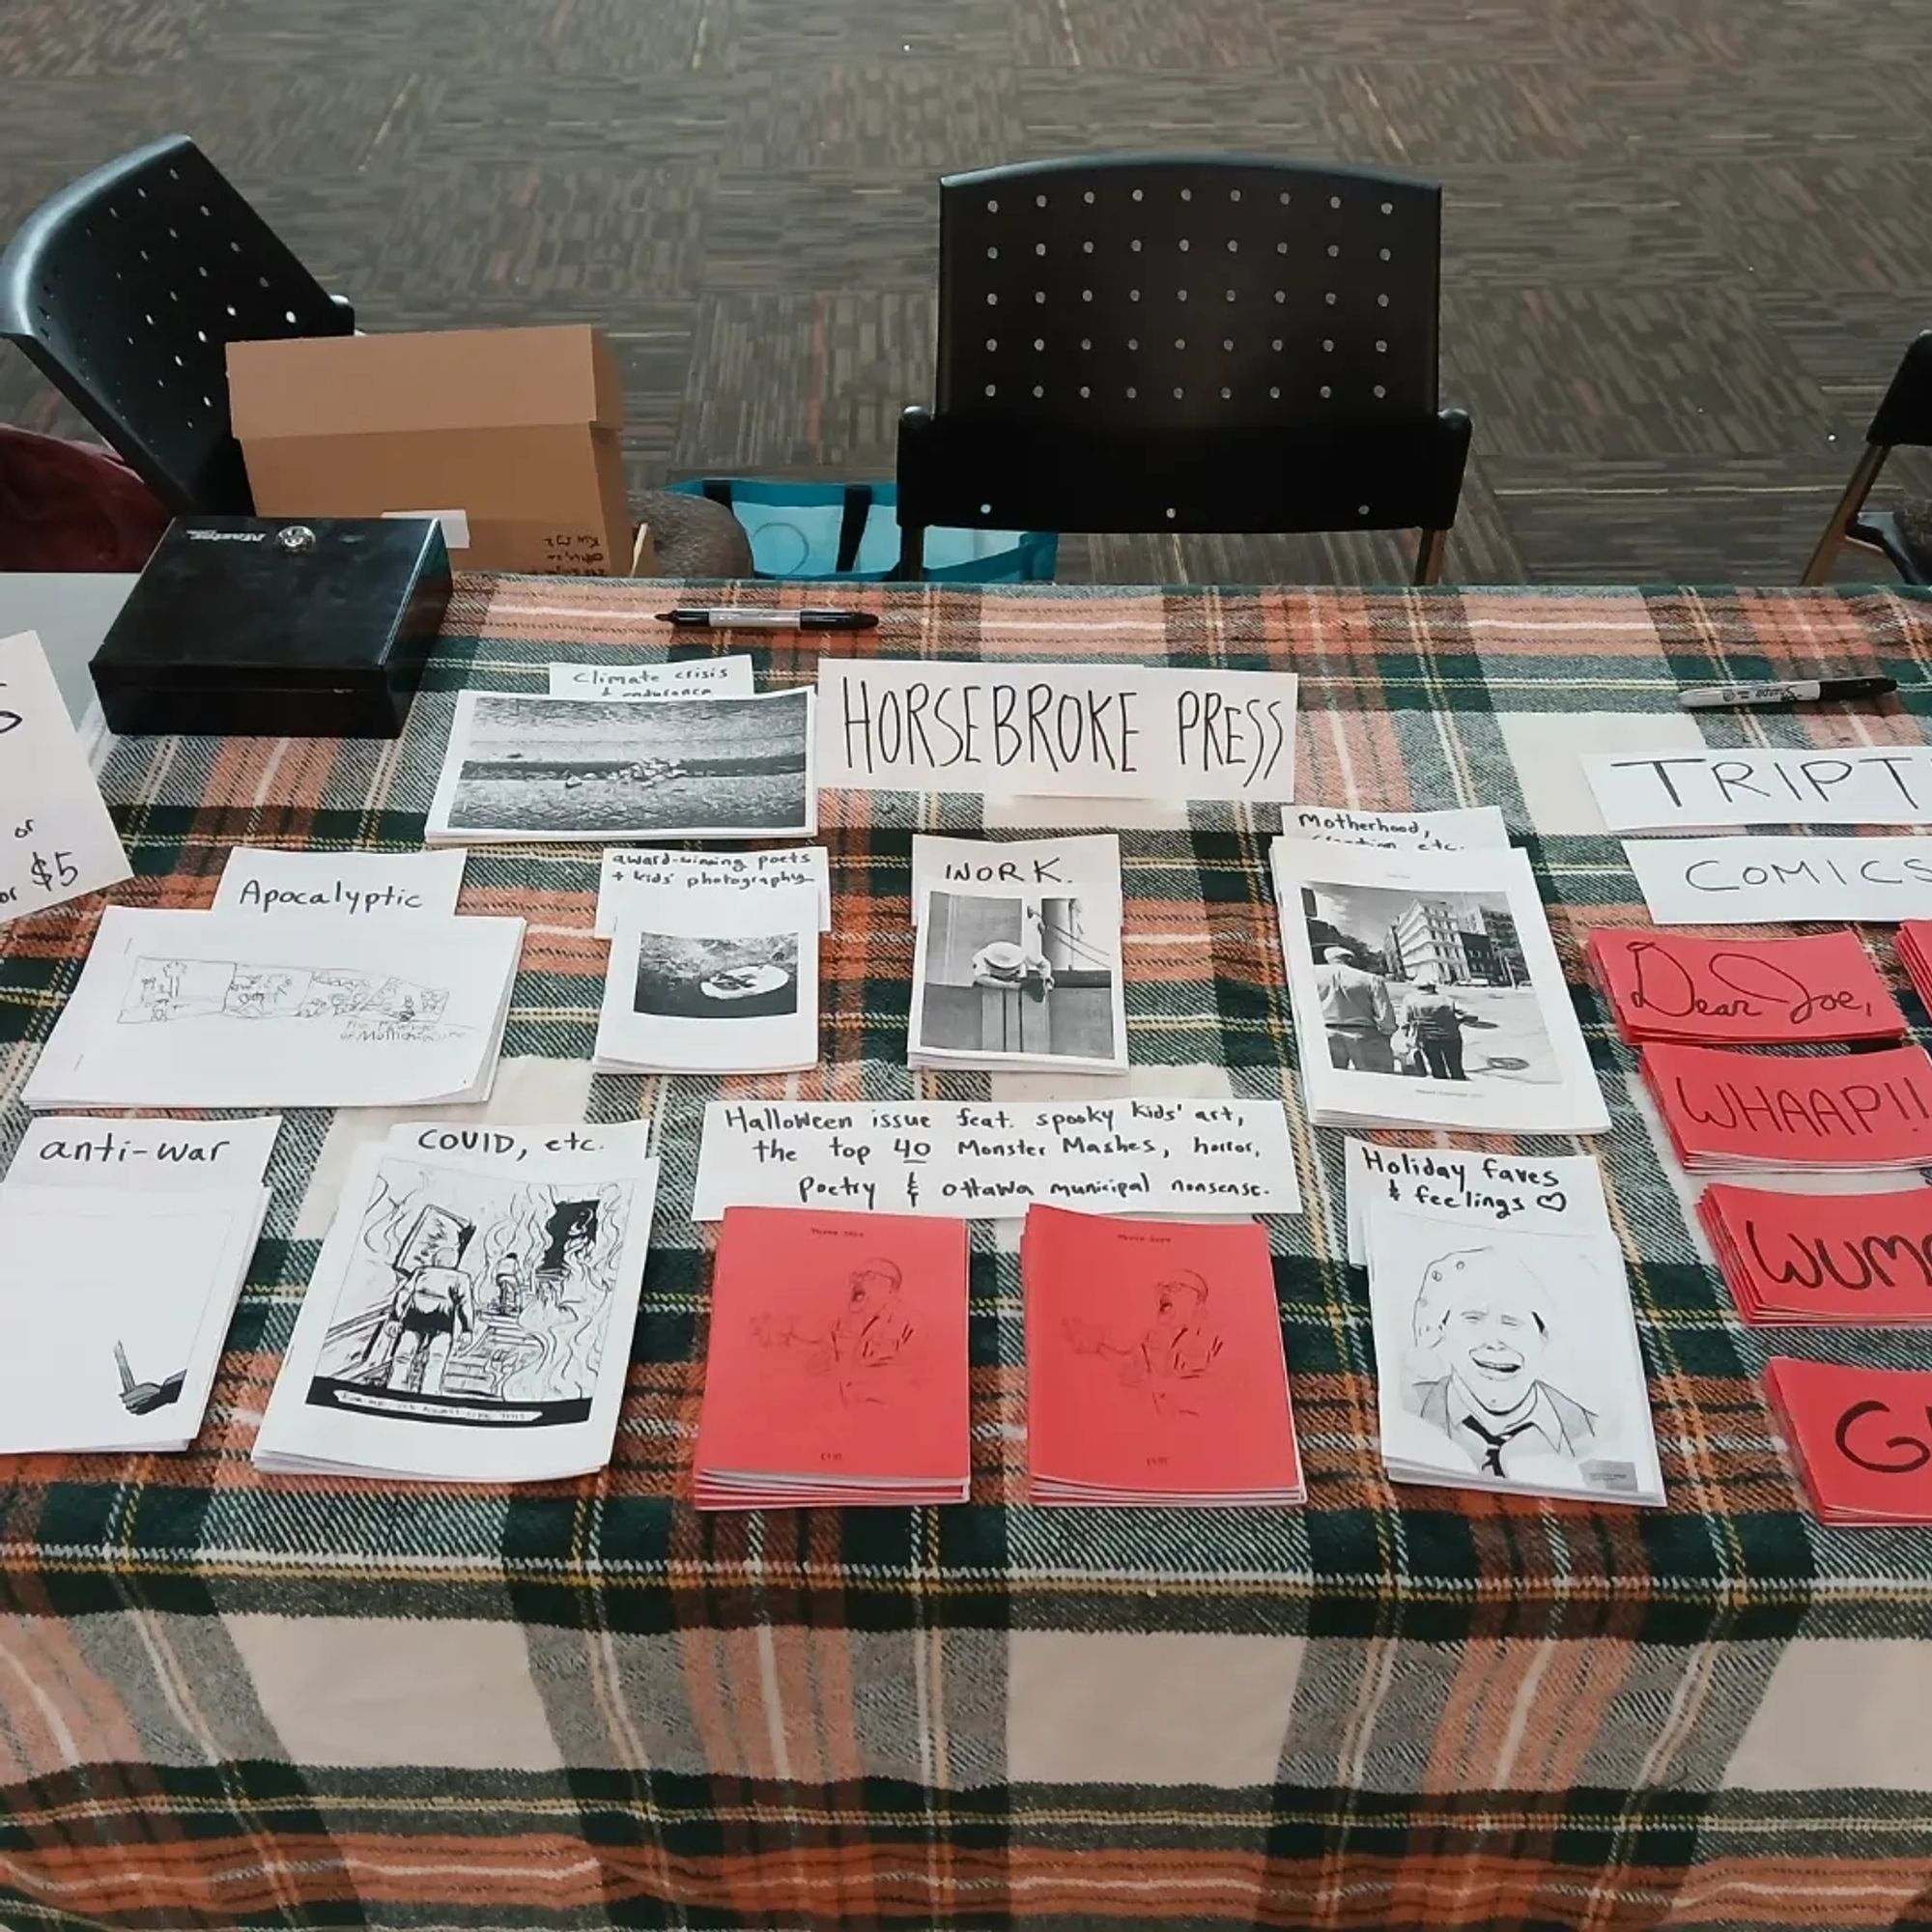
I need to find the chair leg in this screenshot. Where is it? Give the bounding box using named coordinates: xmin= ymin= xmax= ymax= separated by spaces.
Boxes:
xmin=1803 ymin=443 xmax=1889 ymax=585
xmin=895 ymin=522 xmax=925 ymax=582
xmin=1413 ymin=528 xmax=1449 ymax=586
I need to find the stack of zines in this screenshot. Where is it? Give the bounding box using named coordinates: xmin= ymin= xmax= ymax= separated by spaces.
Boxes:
xmin=0 ymin=1115 xmax=278 ymax=1454
xmin=1699 ymin=1182 xmax=1932 ymax=1326
xmin=1350 ymin=1143 xmax=1665 ymax=1507
xmin=1639 ymin=1040 xmax=1932 ymax=1173
xmin=22 ymin=906 xmax=524 ymax=1110
xmin=1898 ymin=922 xmax=1932 ymax=1010
xmin=1766 ymin=1356 xmax=1932 ymax=1525
xmin=693 ymin=1206 xmax=971 ymax=1507
xmin=1022 ymin=1205 xmax=1304 ymax=1506
xmin=253 ymin=1131 xmax=660 ymax=1483
xmin=1587 ymin=927 xmax=1903 ymax=1046
xmin=907 ymin=857 xmax=1128 ymax=1077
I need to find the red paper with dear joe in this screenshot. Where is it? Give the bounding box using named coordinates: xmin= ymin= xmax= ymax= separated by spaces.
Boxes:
xmin=1644 ymin=1040 xmax=1932 ymax=1168
xmin=1768 ymin=1356 xmax=1932 ymax=1523
xmin=696 ymin=1206 xmax=969 ymax=1491
xmin=1025 ymin=1207 xmax=1300 ymax=1501
xmin=1589 ymin=927 xmax=1901 ymax=1045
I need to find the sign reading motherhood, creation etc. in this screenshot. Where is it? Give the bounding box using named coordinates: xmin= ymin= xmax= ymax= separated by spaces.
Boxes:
xmin=814 ymin=659 xmax=1299 ymax=802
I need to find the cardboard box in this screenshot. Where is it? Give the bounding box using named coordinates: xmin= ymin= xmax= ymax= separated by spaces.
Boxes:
xmin=227 ymin=325 xmax=632 ymax=576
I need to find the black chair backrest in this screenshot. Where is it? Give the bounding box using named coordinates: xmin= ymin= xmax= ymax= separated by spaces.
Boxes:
xmin=937 ymin=152 xmax=1439 ymax=429
xmin=0 ymin=135 xmax=353 ymax=513
xmin=1869 ymin=330 xmax=1932 ymax=449
xmin=898 ymin=153 xmax=1468 ymax=554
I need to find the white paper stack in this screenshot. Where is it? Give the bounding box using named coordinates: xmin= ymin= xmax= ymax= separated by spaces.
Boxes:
xmin=0 ymin=1116 xmax=279 ymax=1454
xmin=907 ymin=838 xmax=1126 ymax=1075
xmin=254 ymin=1135 xmax=660 ymax=1483
xmin=1270 ymin=839 xmax=1608 ymax=1135
xmin=22 ymin=907 xmax=524 ymax=1111
xmin=1347 ymin=1139 xmax=1663 ymax=1507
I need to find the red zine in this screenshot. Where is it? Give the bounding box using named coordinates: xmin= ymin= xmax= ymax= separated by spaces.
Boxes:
xmin=1700 ymin=1183 xmax=1932 ymax=1325
xmin=1767 ymin=1356 xmax=1932 ymax=1524
xmin=1588 ymin=928 xmax=1900 ymax=1046
xmin=1023 ymin=1205 xmax=1303 ymax=1505
xmin=695 ymin=1206 xmax=970 ymax=1507
xmin=1642 ymin=1040 xmax=1932 ymax=1171
xmin=1896 ymin=923 xmax=1932 ymax=1011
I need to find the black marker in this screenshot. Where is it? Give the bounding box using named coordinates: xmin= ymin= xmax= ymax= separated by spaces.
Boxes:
xmin=1677 ymin=676 xmax=1897 ymax=711
xmin=655 ymin=607 xmax=879 ymax=632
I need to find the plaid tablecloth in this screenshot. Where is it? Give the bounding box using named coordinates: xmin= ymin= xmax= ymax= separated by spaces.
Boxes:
xmin=5 ymin=577 xmax=1932 ymax=1932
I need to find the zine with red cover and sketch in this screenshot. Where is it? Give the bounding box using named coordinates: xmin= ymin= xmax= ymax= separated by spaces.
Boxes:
xmin=1640 ymin=1040 xmax=1932 ymax=1171
xmin=1588 ymin=927 xmax=1901 ymax=1047
xmin=1766 ymin=1356 xmax=1932 ymax=1524
xmin=1699 ymin=1183 xmax=1932 ymax=1326
xmin=1022 ymin=1205 xmax=1304 ymax=1506
xmin=694 ymin=1206 xmax=970 ymax=1508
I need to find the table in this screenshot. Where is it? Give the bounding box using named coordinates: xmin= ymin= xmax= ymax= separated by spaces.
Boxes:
xmin=5 ymin=576 xmax=1932 ymax=1932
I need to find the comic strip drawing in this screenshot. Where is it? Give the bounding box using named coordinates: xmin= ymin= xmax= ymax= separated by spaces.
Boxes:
xmin=750 ymin=1255 xmax=915 ymax=1406
xmin=1403 ymin=1245 xmax=1597 ymax=1477
xmin=114 ymin=1341 xmax=184 ymax=1415
xmin=1064 ymin=1266 xmax=1226 ymax=1418
xmin=308 ymin=1155 xmax=635 ymax=1427
xmin=118 ymin=956 xmax=452 ymax=1031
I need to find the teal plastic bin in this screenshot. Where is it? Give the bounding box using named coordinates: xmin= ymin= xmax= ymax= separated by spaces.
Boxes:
xmin=666 ymin=478 xmax=1056 ymax=583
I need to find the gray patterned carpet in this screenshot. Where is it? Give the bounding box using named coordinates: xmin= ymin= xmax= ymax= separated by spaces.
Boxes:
xmin=3 ymin=0 xmax=1929 ymax=584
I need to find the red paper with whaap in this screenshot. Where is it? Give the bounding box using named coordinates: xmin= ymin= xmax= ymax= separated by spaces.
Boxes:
xmin=1588 ymin=927 xmax=1901 ymax=1046
xmin=1642 ymin=1040 xmax=1932 ymax=1170
xmin=1766 ymin=1356 xmax=1932 ymax=1525
xmin=1701 ymin=1183 xmax=1932 ymax=1324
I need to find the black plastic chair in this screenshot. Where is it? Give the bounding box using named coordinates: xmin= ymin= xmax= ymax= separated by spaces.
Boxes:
xmin=895 ymin=154 xmax=1471 ymax=584
xmin=0 ymin=134 xmax=353 ymax=515
xmin=1804 ymin=330 xmax=1932 ymax=584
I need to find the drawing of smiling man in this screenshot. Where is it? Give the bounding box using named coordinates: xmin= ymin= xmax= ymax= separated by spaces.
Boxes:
xmin=1406 ymin=1247 xmax=1596 ymax=1477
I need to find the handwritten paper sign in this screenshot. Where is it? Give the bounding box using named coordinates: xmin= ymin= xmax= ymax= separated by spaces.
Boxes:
xmin=1280 ymin=804 xmax=1508 ymax=850
xmin=1343 ymin=1138 xmax=1609 ymax=1267
xmin=1626 ymin=835 xmax=1932 ymax=924
xmin=385 ymin=1119 xmax=654 ymax=1165
xmin=693 ymin=1098 xmax=1302 ymax=1220
xmin=816 ymin=659 xmax=1297 ymax=802
xmin=910 ymin=832 xmax=1119 ymax=923
xmin=0 ymin=630 xmax=129 ymax=922
xmin=1587 ymin=746 xmax=1932 ymax=832
xmin=10 ymin=1113 xmax=281 ymax=1188
xmin=213 ymin=847 xmax=467 ymax=919
xmin=594 ymin=844 xmax=830 ymax=937
xmin=548 ymin=657 xmax=755 ymax=700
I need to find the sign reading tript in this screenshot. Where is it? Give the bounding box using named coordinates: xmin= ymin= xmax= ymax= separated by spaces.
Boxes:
xmin=815 ymin=659 xmax=1298 ymax=802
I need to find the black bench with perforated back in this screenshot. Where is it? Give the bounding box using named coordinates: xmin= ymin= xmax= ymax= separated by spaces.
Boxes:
xmin=896 ymin=153 xmax=1472 ymax=584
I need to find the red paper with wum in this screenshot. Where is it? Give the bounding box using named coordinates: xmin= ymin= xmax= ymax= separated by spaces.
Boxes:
xmin=1589 ymin=927 xmax=1901 ymax=1045
xmin=696 ymin=1206 xmax=969 ymax=1493
xmin=1768 ymin=1356 xmax=1932 ymax=1523
xmin=1025 ymin=1206 xmax=1301 ymax=1501
xmin=1644 ymin=1040 xmax=1932 ymax=1168
xmin=1702 ymin=1184 xmax=1932 ymax=1323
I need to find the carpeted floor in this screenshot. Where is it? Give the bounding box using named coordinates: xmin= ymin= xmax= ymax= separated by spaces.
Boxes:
xmin=2 ymin=0 xmax=1929 ymax=585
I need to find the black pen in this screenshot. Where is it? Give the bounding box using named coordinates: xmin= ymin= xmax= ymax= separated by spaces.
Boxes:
xmin=655 ymin=607 xmax=879 ymax=632
xmin=1677 ymin=675 xmax=1897 ymax=711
